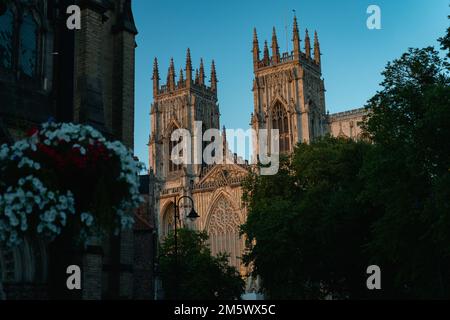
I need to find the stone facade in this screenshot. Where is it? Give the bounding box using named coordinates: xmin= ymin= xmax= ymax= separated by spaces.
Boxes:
xmin=251 ymin=17 xmax=328 ymax=156
xmin=251 ymin=17 xmax=366 ymax=149
xmin=0 ymin=0 xmax=149 ymax=300
xmin=149 ymin=16 xmax=367 ymax=298
xmin=329 ymin=107 xmax=368 ymax=140
xmin=149 ymin=49 xmax=252 ymax=298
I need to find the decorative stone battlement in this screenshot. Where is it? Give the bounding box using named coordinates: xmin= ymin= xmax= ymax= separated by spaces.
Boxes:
xmin=253 ymin=16 xmax=321 ymax=73
xmin=152 ymin=49 xmax=218 ymax=98
xmin=329 ymin=107 xmax=369 ymax=120
xmin=329 ymin=107 xmax=370 ymax=140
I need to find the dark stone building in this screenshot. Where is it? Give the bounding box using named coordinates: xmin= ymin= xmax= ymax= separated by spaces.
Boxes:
xmin=0 ymin=0 xmax=154 ymax=299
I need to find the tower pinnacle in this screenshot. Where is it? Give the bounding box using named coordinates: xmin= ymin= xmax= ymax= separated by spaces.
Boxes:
xmin=253 ymin=28 xmax=260 ymax=70
xmin=199 ymin=58 xmax=205 ymax=85
xmin=186 ymin=48 xmax=192 ymax=86
xmin=210 ymin=60 xmax=218 ymax=92
xmin=178 ymin=68 xmax=184 ymax=86
xmin=305 ymin=29 xmax=311 ymax=59
xmin=152 ymin=57 xmax=159 ymax=96
xmin=314 ymin=31 xmax=321 ymax=65
xmin=271 ymin=27 xmax=280 ymax=63
xmin=167 ymin=57 xmax=175 ymax=91
xmin=263 ymin=40 xmax=270 ymax=65
xmin=292 ymin=15 xmax=301 ymax=60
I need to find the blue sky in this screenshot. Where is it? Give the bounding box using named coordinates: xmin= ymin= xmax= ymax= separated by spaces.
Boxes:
xmin=132 ymin=0 xmax=449 ymax=168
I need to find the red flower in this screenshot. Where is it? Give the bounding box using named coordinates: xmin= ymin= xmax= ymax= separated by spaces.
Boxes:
xmin=27 ymin=127 xmax=39 ymax=137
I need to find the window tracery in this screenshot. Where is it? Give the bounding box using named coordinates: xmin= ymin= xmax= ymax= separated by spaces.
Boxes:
xmin=207 ymin=196 xmax=242 ymax=268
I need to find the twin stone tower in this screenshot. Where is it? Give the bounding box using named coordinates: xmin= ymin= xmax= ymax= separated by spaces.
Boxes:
xmin=148 ymin=17 xmax=364 ymax=290
xmin=150 ymin=16 xmax=327 ymax=178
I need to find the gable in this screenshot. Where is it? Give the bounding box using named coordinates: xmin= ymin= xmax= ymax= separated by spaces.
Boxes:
xmin=194 ymin=164 xmax=249 ymax=190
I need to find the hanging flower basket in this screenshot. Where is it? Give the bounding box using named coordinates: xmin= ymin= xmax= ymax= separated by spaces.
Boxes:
xmin=0 ymin=122 xmax=144 ymax=248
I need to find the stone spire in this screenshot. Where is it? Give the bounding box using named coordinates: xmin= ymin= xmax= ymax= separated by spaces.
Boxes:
xmin=167 ymin=58 xmax=175 ymax=91
xmin=195 ymin=69 xmax=199 ymax=84
xmin=252 ymin=28 xmax=260 ymax=70
xmin=271 ymin=27 xmax=280 ymax=64
xmin=210 ymin=60 xmax=218 ymax=92
xmin=185 ymin=48 xmax=192 ymax=86
xmin=199 ymin=58 xmax=205 ymax=85
xmin=152 ymin=57 xmax=159 ymax=96
xmin=304 ymin=29 xmax=311 ymax=59
xmin=263 ymin=40 xmax=270 ymax=65
xmin=314 ymin=30 xmax=321 ymax=65
xmin=178 ymin=68 xmax=184 ymax=86
xmin=292 ymin=15 xmax=301 ymax=60
xmin=222 ymin=125 xmax=228 ymax=163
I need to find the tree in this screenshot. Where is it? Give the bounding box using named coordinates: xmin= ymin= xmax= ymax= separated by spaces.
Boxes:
xmin=361 ymin=43 xmax=450 ymax=298
xmin=242 ymin=138 xmax=375 ymax=299
xmin=438 ymin=15 xmax=450 ymax=58
xmin=242 ymin=24 xmax=450 ymax=299
xmin=159 ymin=228 xmax=244 ymax=300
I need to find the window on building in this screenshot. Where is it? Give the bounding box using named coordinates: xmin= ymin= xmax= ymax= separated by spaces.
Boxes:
xmin=271 ymin=103 xmax=290 ymax=153
xmin=169 ymin=127 xmax=183 ymax=172
xmin=0 ymin=2 xmax=41 ymax=80
xmin=162 ymin=203 xmax=176 ymax=237
xmin=207 ymin=196 xmax=243 ymax=269
xmin=19 ymin=10 xmax=38 ymax=77
xmin=0 ymin=8 xmax=14 ymax=69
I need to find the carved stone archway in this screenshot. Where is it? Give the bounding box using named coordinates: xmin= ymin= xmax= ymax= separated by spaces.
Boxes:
xmin=161 ymin=202 xmax=176 ymax=237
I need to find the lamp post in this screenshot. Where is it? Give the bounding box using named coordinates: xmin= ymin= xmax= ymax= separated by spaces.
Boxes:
xmin=173 ymin=195 xmax=199 ymax=299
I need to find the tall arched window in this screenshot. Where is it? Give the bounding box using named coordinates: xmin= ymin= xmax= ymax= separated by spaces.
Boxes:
xmin=0 ymin=2 xmax=41 ymax=79
xmin=162 ymin=203 xmax=176 ymax=237
xmin=206 ymin=196 xmax=243 ymax=269
xmin=271 ymin=103 xmax=290 ymax=153
xmin=168 ymin=127 xmax=183 ymax=173
xmin=19 ymin=10 xmax=38 ymax=77
xmin=0 ymin=7 xmax=14 ymax=69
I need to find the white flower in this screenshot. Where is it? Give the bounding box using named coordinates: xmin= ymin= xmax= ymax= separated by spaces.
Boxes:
xmin=0 ymin=144 xmax=9 ymax=160
xmin=1 ymin=122 xmax=145 ymax=248
xmin=81 ymin=212 xmax=94 ymax=227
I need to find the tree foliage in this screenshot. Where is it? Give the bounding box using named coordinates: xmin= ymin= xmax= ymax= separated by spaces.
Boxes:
xmin=159 ymin=228 xmax=244 ymax=300
xmin=360 ymin=44 xmax=450 ymax=298
xmin=242 ymin=138 xmax=375 ymax=299
xmin=242 ymin=25 xmax=450 ymax=299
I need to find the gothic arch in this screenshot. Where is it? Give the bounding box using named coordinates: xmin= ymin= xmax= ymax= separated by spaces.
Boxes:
xmin=161 ymin=201 xmax=176 ymax=237
xmin=207 ymin=187 xmax=244 ymax=216
xmin=269 ymin=96 xmax=288 ymax=111
xmin=0 ymin=237 xmax=48 ymax=285
xmin=164 ymin=122 xmax=183 ymax=173
xmin=163 ymin=118 xmax=182 ymax=139
xmin=0 ymin=1 xmax=44 ymax=79
xmin=269 ymin=100 xmax=291 ymax=153
xmin=307 ymin=99 xmax=320 ymax=140
xmin=205 ymin=191 xmax=244 ymax=268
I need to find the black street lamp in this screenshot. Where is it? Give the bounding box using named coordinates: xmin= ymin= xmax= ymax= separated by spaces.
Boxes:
xmin=172 ymin=195 xmax=199 ymax=299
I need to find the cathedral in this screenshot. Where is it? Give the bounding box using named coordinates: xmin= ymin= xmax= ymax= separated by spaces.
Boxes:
xmin=149 ymin=16 xmax=367 ymax=295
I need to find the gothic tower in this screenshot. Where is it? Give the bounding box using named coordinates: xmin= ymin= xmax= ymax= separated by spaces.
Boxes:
xmin=149 ymin=50 xmax=251 ymax=287
xmin=251 ymin=16 xmax=328 ymax=157
xmin=149 ymin=49 xmax=220 ymax=182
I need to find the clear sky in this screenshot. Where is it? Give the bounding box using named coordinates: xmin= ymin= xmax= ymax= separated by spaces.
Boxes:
xmin=132 ymin=0 xmax=449 ymax=168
